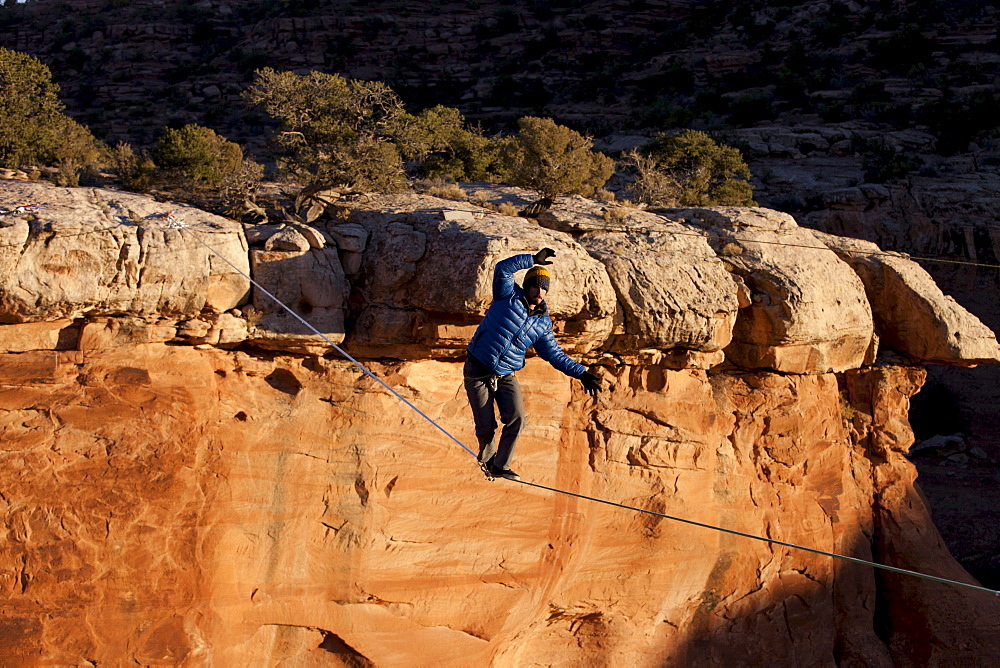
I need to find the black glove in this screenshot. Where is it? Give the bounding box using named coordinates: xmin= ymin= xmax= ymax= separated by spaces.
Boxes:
xmin=579 ymin=371 xmax=602 ymax=398
xmin=533 ymin=247 xmax=556 ymax=265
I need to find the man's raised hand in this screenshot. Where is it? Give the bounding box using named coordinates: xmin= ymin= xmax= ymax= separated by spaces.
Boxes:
xmin=533 ymin=248 xmax=556 ymax=265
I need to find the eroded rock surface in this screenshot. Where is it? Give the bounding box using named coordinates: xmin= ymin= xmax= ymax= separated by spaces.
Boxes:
xmin=4 ymin=181 xmax=997 ymax=371
xmin=815 ymin=230 xmax=1000 ymax=365
xmin=2 ymin=348 xmax=998 ymax=666
xmin=1 ymin=180 xmax=999 ymax=666
xmin=663 ymin=206 xmax=876 ymax=374
xmin=0 ymin=182 xmax=249 ymax=323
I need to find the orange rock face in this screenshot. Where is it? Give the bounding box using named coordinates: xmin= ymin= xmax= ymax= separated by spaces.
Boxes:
xmin=2 ymin=345 xmax=997 ymax=666
xmin=3 ymin=181 xmax=998 ymax=664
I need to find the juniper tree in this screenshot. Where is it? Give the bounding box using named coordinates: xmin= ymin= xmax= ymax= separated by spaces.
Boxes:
xmin=243 ymin=68 xmax=406 ymax=192
xmin=0 ymin=47 xmax=105 ymax=185
xmin=624 ymin=129 xmax=754 ymax=207
xmin=503 ymin=117 xmax=614 ymax=202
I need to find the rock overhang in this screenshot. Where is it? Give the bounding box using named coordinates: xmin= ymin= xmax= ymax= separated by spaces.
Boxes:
xmin=1 ymin=180 xmax=997 ymax=372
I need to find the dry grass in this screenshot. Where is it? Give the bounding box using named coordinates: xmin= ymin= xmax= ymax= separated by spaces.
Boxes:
xmin=467 ymin=189 xmax=495 ymax=206
xmin=602 ymin=207 xmax=628 ymax=224
xmin=243 ymin=305 xmax=264 ymax=328
xmin=477 ymin=200 xmax=521 ymax=216
xmin=423 ymin=183 xmax=468 ymax=201
xmin=840 ymin=394 xmax=858 ymax=421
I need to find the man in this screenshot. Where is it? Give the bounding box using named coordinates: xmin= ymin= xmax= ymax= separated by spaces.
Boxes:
xmin=464 ymin=247 xmax=602 ymax=481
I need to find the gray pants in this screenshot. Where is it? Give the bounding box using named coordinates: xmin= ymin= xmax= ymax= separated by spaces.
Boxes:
xmin=463 ymin=355 xmax=525 ymax=471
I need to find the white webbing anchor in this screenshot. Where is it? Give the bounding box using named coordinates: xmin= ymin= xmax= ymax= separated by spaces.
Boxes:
xmin=163 ymin=211 xmax=186 ymax=229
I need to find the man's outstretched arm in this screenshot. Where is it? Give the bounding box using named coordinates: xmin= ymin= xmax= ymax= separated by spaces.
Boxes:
xmin=534 ymin=331 xmax=603 ymax=396
xmin=492 ymin=254 xmax=534 ymax=300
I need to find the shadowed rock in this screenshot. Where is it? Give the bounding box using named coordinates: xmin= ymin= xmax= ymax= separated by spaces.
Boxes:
xmin=662 ymin=206 xmax=875 ymax=374
xmin=814 ymin=230 xmax=1000 ymax=366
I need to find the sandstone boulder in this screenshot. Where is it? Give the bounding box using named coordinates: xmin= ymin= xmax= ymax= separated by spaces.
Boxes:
xmin=576 ymin=216 xmax=742 ymax=361
xmin=662 ymin=207 xmax=875 ymax=374
xmin=536 ymin=194 xmax=639 ymax=233
xmin=340 ymin=194 xmax=617 ymax=357
xmin=0 ymin=182 xmax=250 ymax=323
xmin=264 ymin=225 xmax=312 ymax=252
xmin=325 ymin=222 xmax=369 ymax=276
xmin=248 ymin=248 xmax=349 ymax=354
xmin=814 ymin=230 xmax=1000 ymax=365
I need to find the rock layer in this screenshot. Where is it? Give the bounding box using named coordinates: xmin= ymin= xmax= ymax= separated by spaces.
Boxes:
xmin=815 ymin=230 xmax=1000 ymax=365
xmin=1 ymin=347 xmax=998 ymax=666
xmin=3 ymin=181 xmax=997 ymax=370
xmin=1 ymin=180 xmax=1000 ymax=665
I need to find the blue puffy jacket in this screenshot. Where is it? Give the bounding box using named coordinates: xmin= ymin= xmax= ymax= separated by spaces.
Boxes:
xmin=467 ymin=254 xmax=586 ymax=378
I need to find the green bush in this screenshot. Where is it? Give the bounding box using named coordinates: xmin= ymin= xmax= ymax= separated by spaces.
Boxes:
xmin=0 ymin=47 xmax=105 ymax=183
xmin=49 ymin=116 xmax=107 ymax=186
xmin=154 ymin=124 xmax=244 ymax=186
xmin=727 ymin=92 xmax=776 ymax=127
xmin=920 ymin=90 xmax=1000 ymax=155
xmin=502 ymin=116 xmax=614 ymax=199
xmin=388 ymin=104 xmax=507 ymax=182
xmin=851 ymin=135 xmax=920 ymax=183
xmin=243 ymin=67 xmax=406 ymax=192
xmin=624 ymin=129 xmax=755 ymax=207
xmin=110 ymin=142 xmax=157 ymax=193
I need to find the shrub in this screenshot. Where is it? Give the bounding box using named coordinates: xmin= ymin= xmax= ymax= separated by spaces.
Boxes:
xmin=631 ymin=99 xmax=696 ymax=130
xmin=421 ymin=181 xmax=468 ymax=202
xmin=851 ymin=134 xmax=920 ymax=183
xmin=495 ymin=202 xmax=520 ymax=216
xmin=622 ymin=149 xmax=681 ymax=207
xmin=602 ymin=207 xmax=628 ymax=224
xmin=49 ymin=116 xmax=107 ymax=186
xmin=623 ymin=129 xmax=755 ymax=207
xmin=502 ymin=116 xmax=614 ymax=199
xmin=220 ymin=157 xmax=265 ymax=214
xmin=388 ymin=104 xmax=506 ymax=181
xmin=920 ymin=90 xmax=1000 ymax=155
xmin=243 ymin=67 xmax=406 ymax=191
xmin=111 ymin=142 xmax=157 ymax=192
xmin=154 ymin=124 xmax=244 ymax=187
xmin=727 ymin=92 xmax=776 ymax=127
xmin=0 ymin=47 xmax=105 ymax=181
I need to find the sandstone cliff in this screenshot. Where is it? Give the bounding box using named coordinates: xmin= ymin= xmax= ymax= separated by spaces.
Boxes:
xmin=1 ymin=180 xmax=999 ymax=666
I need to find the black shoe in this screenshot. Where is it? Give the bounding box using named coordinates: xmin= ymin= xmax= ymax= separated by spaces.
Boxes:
xmin=490 ymin=467 xmax=520 ymax=481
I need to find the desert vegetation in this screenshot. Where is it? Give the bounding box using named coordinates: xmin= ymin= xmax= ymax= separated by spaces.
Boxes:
xmin=0 ymin=46 xmax=754 ymax=215
xmin=624 ymin=130 xmax=755 ymax=207
xmin=0 ymin=47 xmax=106 ymax=186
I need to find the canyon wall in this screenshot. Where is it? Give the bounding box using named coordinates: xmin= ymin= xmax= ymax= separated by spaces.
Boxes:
xmin=1 ymin=180 xmax=999 ymax=666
